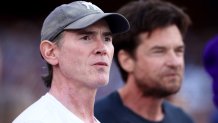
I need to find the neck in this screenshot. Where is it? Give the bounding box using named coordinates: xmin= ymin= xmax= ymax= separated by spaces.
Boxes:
xmin=49 ymin=75 xmax=97 ymax=123
xmin=119 ymin=76 xmax=164 ymax=122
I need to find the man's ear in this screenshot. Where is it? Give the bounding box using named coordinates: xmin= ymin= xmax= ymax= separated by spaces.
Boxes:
xmin=118 ymin=50 xmax=135 ymax=72
xmin=40 ymin=40 xmax=59 ymax=65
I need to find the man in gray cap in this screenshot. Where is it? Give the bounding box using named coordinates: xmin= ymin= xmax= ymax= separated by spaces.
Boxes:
xmin=13 ymin=1 xmax=129 ymax=123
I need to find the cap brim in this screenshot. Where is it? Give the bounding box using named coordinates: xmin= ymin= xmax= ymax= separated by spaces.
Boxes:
xmin=64 ymin=13 xmax=129 ymax=34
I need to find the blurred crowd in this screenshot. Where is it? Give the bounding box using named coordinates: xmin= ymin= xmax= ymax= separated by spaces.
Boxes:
xmin=0 ymin=20 xmax=47 ymax=123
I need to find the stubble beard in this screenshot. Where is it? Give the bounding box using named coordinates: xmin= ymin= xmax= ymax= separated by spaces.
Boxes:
xmin=136 ymin=78 xmax=182 ymax=98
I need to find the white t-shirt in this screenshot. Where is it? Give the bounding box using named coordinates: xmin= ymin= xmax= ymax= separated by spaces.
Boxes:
xmin=13 ymin=93 xmax=98 ymax=123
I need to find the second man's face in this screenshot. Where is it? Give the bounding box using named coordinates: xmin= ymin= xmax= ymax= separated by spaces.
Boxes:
xmin=132 ymin=25 xmax=184 ymax=97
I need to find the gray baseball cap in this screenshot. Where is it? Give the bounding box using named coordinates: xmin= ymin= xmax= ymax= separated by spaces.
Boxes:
xmin=41 ymin=1 xmax=130 ymax=41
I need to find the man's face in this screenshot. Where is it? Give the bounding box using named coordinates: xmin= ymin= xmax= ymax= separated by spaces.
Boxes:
xmin=132 ymin=25 xmax=184 ymax=97
xmin=55 ymin=20 xmax=114 ymax=89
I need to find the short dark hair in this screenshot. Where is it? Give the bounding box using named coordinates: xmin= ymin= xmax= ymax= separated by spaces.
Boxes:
xmin=41 ymin=32 xmax=64 ymax=88
xmin=113 ymin=0 xmax=191 ymax=82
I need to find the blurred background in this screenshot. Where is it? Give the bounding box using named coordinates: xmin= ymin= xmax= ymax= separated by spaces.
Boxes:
xmin=0 ymin=0 xmax=218 ymax=123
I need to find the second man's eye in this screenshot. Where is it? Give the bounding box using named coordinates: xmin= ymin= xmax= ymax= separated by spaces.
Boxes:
xmin=175 ymin=48 xmax=184 ymax=56
xmin=153 ymin=49 xmax=165 ymax=54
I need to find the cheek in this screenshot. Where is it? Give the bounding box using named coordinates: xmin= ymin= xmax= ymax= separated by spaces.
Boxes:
xmin=110 ymin=47 xmax=114 ymax=58
xmin=58 ymin=48 xmax=87 ymax=78
xmin=108 ymin=44 xmax=114 ymax=60
xmin=58 ymin=46 xmax=84 ymax=66
xmin=134 ymin=59 xmax=150 ymax=76
xmin=137 ymin=59 xmax=163 ymax=79
xmin=182 ymin=60 xmax=185 ymax=68
xmin=179 ymin=59 xmax=185 ymax=72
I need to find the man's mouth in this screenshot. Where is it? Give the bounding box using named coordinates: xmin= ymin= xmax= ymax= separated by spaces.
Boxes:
xmin=93 ymin=62 xmax=108 ymax=66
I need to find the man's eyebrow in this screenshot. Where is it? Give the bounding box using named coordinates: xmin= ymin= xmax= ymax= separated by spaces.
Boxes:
xmin=76 ymin=30 xmax=95 ymax=35
xmin=103 ymin=32 xmax=112 ymax=36
xmin=150 ymin=45 xmax=166 ymax=50
xmin=76 ymin=29 xmax=112 ymax=36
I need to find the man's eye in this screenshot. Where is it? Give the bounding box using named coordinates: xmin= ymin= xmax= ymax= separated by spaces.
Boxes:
xmin=153 ymin=49 xmax=164 ymax=53
xmin=81 ymin=36 xmax=91 ymax=40
xmin=104 ymin=36 xmax=112 ymax=42
xmin=175 ymin=48 xmax=184 ymax=56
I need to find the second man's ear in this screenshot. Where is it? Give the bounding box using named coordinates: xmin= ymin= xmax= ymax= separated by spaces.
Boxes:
xmin=40 ymin=40 xmax=59 ymax=65
xmin=118 ymin=50 xmax=135 ymax=72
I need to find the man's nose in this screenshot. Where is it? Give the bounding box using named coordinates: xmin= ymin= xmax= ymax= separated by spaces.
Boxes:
xmin=95 ymin=39 xmax=107 ymax=55
xmin=166 ymin=51 xmax=183 ymax=67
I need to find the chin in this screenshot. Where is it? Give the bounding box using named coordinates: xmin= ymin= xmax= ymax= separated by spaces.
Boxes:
xmin=96 ymin=78 xmax=109 ymax=87
xmin=146 ymin=86 xmax=181 ymax=98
